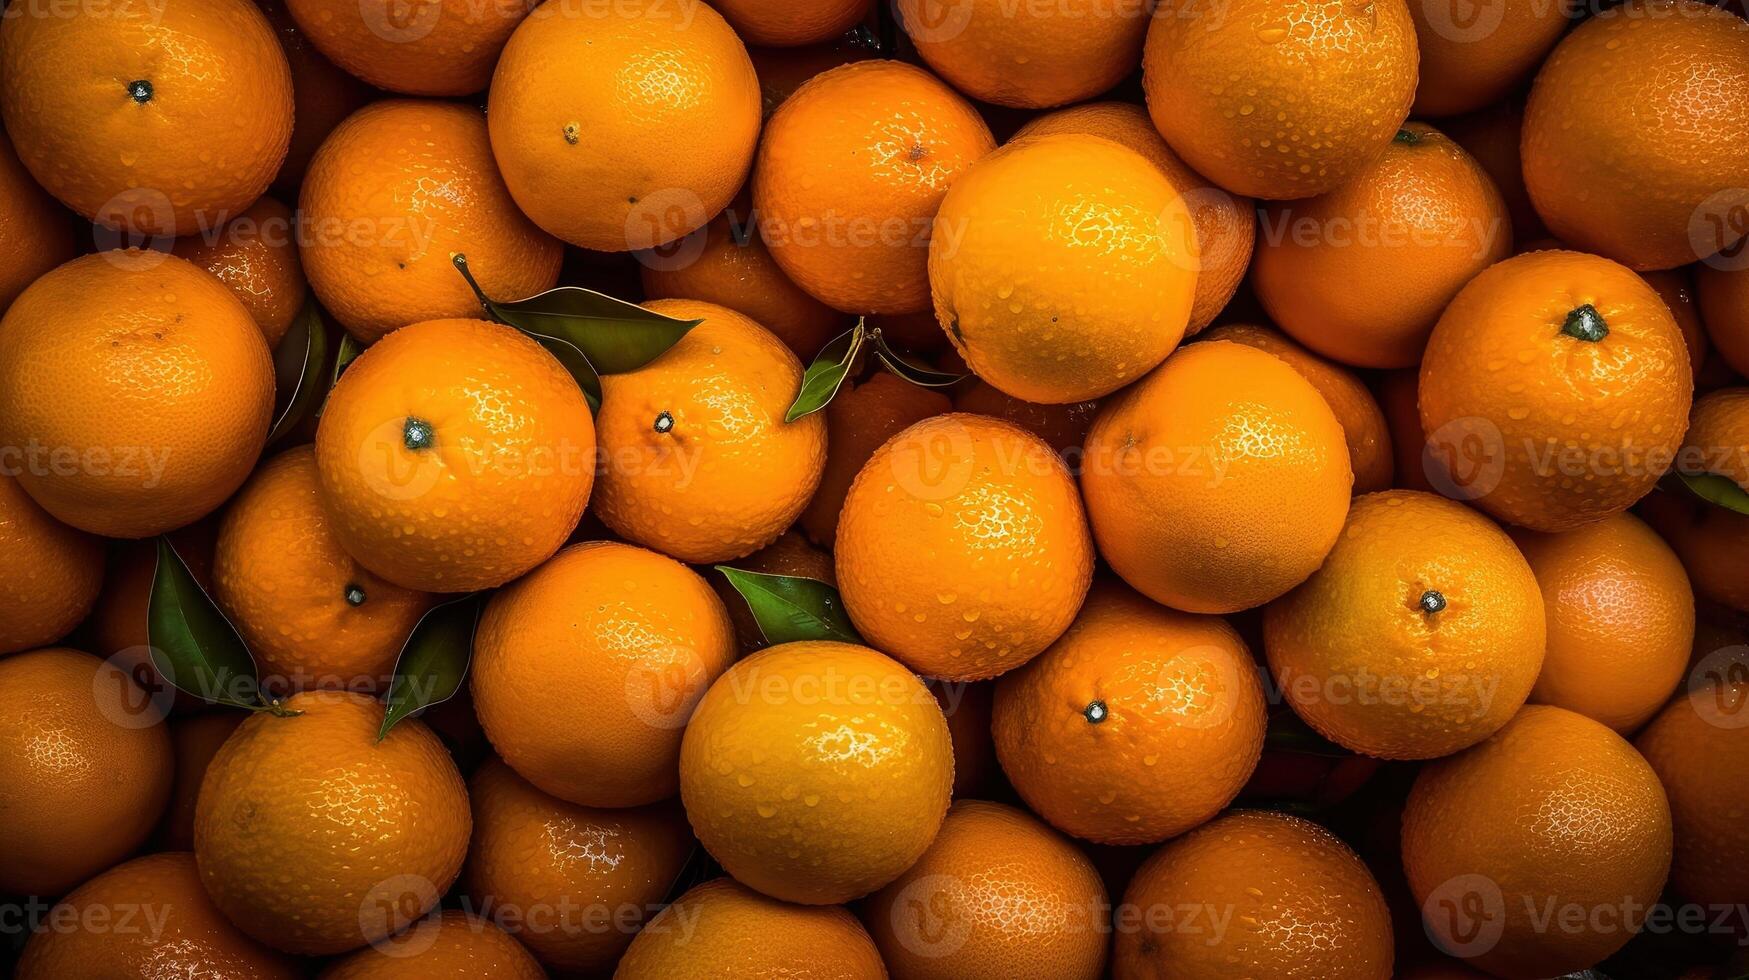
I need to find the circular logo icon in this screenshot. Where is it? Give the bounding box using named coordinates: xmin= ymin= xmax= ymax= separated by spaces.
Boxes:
xmin=355 ymin=418 xmax=445 ymax=503
xmin=93 ymin=188 xmax=177 ymax=264
xmin=359 ymin=0 xmax=443 ymax=44
xmin=1155 ymin=643 xmax=1251 ymax=731
xmin=887 ymin=418 xmax=976 ymax=503
xmin=893 ymin=0 xmax=975 ymax=44
xmin=623 ymin=645 xmax=712 ymax=731
xmin=1422 ymin=415 xmax=1507 ymax=502
xmin=1422 ymin=873 xmax=1506 ymax=960
xmin=94 ymin=648 xmax=175 ymax=730
xmin=1687 ymin=644 xmax=1749 ymax=730
xmin=887 ymin=873 xmax=971 ymax=959
xmin=1417 ymin=0 xmax=1507 ymax=43
xmin=625 ymin=187 xmax=710 ymax=255
xmin=1689 ymin=188 xmax=1749 ymax=271
xmin=358 ymin=874 xmax=442 ymax=955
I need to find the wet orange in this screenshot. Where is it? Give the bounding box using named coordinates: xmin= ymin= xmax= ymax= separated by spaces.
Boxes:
xmin=1636 ymin=677 xmax=1749 ymax=910
xmin=172 ymin=195 xmax=306 ymax=347
xmin=897 ymin=0 xmax=1150 ymax=108
xmin=616 ymin=878 xmax=887 ymax=978
xmin=1698 ymin=263 xmax=1749 ymax=380
xmin=799 ymin=371 xmax=951 ymax=548
xmin=0 ymin=129 xmax=74 ymax=314
xmin=1409 ymin=0 xmax=1571 ymax=116
xmin=285 ymin=0 xmax=532 ymax=96
xmin=0 ymin=473 xmax=104 ymax=656
xmin=319 ymin=911 xmax=544 ymax=979
xmin=716 ymin=0 xmax=870 ymax=46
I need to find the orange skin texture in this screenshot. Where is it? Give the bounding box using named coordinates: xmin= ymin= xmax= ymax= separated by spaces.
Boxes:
xmin=172 ymin=195 xmax=305 ymax=347
xmin=1112 ymin=811 xmax=1394 ymax=980
xmin=932 ymin=133 xmax=1199 ymax=405
xmin=866 ymin=800 xmax=1110 ymax=980
xmin=319 ymin=911 xmax=544 ymax=980
xmin=1265 ymin=490 xmax=1545 ymax=760
xmin=214 ymin=446 xmax=436 ymax=694
xmin=0 ymin=648 xmax=172 ymax=897
xmin=0 ymin=251 xmax=275 ymax=538
xmin=1012 ymin=102 xmax=1256 ymax=336
xmin=749 ymin=41 xmax=874 ymax=118
xmin=1635 ymin=680 xmax=1749 ymax=910
xmin=836 ymin=413 xmax=1095 ymax=681
xmin=1697 ymin=262 xmax=1749 ymax=380
xmin=0 ymin=130 xmax=73 ymax=314
xmin=1201 ymin=323 xmax=1396 ymax=492
xmin=286 ymin=0 xmax=531 ymax=96
xmin=0 ymin=473 xmax=103 ymax=655
xmin=463 ymin=758 xmax=694 ymax=975
xmin=472 ymin=540 xmax=737 ymax=808
xmin=161 ymin=711 xmax=245 ymax=852
xmin=616 ymin=877 xmax=887 ymax=979
xmin=1441 ymin=99 xmax=1545 ymax=242
xmin=755 ymin=60 xmax=996 ymax=315
xmin=1402 ymin=706 xmax=1673 ymax=978
xmin=0 ymin=0 xmax=292 ymax=235
xmin=1522 ymin=0 xmax=1749 ymax=271
xmin=1254 ymin=124 xmax=1513 ymax=369
xmin=16 ymin=853 xmax=301 ymax=980
xmin=1683 ymin=387 xmax=1749 ymax=490
xmin=993 ymin=582 xmax=1267 ymax=846
xmin=257 ymin=0 xmax=375 ymax=195
xmin=300 ymin=100 xmax=564 ymax=344
xmin=315 ymin=317 xmax=595 ymax=593
xmin=710 ymin=530 xmax=836 ymax=653
xmin=1141 ymin=0 xmax=1418 ymax=200
xmin=1081 ymin=340 xmax=1354 ymax=614
xmin=1642 ymin=267 xmax=1711 ymax=377
xmin=595 ymin=299 xmax=825 ymax=563
xmin=195 ymin=691 xmax=471 ymax=956
xmin=1511 ymin=513 xmax=1694 ymax=733
xmin=1420 ymin=250 xmax=1694 ymax=532
xmin=1640 ymin=488 xmax=1749 ymax=615
xmin=952 ymin=381 xmax=1098 ymax=459
xmin=896 ymin=0 xmax=1150 ymax=108
xmin=800 ymin=371 xmax=952 ymax=548
xmin=488 ymin=0 xmax=760 ymax=251
xmin=717 ymin=0 xmax=870 ymax=46
xmin=679 ymin=642 xmax=954 ymax=905
xmin=1409 ymin=0 xmax=1571 ymax=116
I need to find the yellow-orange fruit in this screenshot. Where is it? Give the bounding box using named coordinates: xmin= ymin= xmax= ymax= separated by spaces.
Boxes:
xmin=615 ymin=877 xmax=887 ymax=978
xmin=1636 ymin=677 xmax=1749 ymax=910
xmin=1698 ymin=263 xmax=1749 ymax=379
xmin=716 ymin=0 xmax=870 ymax=46
xmin=161 ymin=711 xmax=245 ymax=851
xmin=286 ymin=0 xmax=533 ymax=96
xmin=1409 ymin=0 xmax=1571 ymax=116
xmin=0 ymin=472 xmax=104 ymax=655
xmin=0 ymin=129 xmax=74 ymax=314
xmin=896 ymin=0 xmax=1149 ymax=108
xmin=171 ymin=195 xmax=305 ymax=347
xmin=318 ymin=910 xmax=544 ymax=979
xmin=799 ymin=371 xmax=951 ymax=548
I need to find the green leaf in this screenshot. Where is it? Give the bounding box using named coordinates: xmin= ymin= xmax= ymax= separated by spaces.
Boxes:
xmin=1673 ymin=470 xmax=1749 ymax=516
xmin=713 ymin=568 xmax=862 ymax=646
xmin=379 ymin=594 xmax=482 ymax=740
xmin=266 ymin=302 xmax=330 ymax=447
xmin=332 ymin=331 xmax=364 ymax=385
xmin=869 ymin=326 xmax=967 ymax=388
xmin=147 ymin=537 xmax=260 ymax=709
xmin=786 ymin=322 xmax=866 ymax=422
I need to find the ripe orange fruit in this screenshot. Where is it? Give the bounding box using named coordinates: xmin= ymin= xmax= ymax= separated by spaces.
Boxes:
xmin=1409 ymin=0 xmax=1571 ymax=116
xmin=1420 ymin=250 xmax=1693 ymax=532
xmin=85 ymin=521 xmax=218 ymax=676
xmin=1253 ymin=124 xmax=1513 ymax=369
xmin=1112 ymin=810 xmax=1394 ymax=979
xmin=993 ymin=581 xmax=1267 ymax=845
xmin=1641 ymin=489 xmax=1749 ymax=616
xmin=0 ymin=251 xmax=275 ymax=538
xmin=931 ymin=133 xmax=1198 ymax=404
xmin=1683 ymin=387 xmax=1749 ymax=489
xmin=593 ymin=299 xmax=825 ymax=563
xmin=299 ymin=100 xmax=564 ymax=344
xmin=679 ymin=641 xmax=954 ymax=904
xmin=315 ymin=317 xmax=595 ymax=592
xmin=1376 ymin=367 xmax=1434 ymax=493
xmin=16 ymin=853 xmax=300 ymax=979
xmin=799 ymin=371 xmax=950 ymax=547
xmin=1200 ymin=323 xmax=1396 ymax=493
xmin=1141 ymin=0 xmax=1418 ymax=200
xmin=286 ymin=0 xmax=531 ymax=96
xmin=1635 ymin=677 xmax=1749 ymax=909
xmin=489 ymin=0 xmax=760 ymax=251
xmin=0 ymin=0 xmax=292 ymax=234
xmin=711 ymin=530 xmax=836 ymax=652
xmin=836 ymin=414 xmax=1095 ymax=680
xmin=1265 ymin=490 xmax=1545 ymax=759
xmin=1522 ymin=0 xmax=1749 ymax=270
xmin=951 ymin=381 xmax=1098 ymax=459
xmin=748 ymin=41 xmax=873 ymax=116
xmin=1697 ymin=263 xmax=1749 ymax=380
xmin=615 ymin=877 xmax=887 ymax=978
xmin=171 ymin=195 xmax=306 ymax=347
xmin=0 ymin=647 xmax=171 ymax=897
xmin=1512 ymin=513 xmax=1694 ymax=732
xmin=162 ymin=711 xmax=245 ymax=851
xmin=196 ymin=690 xmax=471 ymax=955
xmin=716 ymin=0 xmax=869 ymax=46
xmin=464 ymin=758 xmax=694 ymax=975
xmin=0 ymin=129 xmax=73 ymax=314
xmin=896 ymin=0 xmax=1149 ymax=108
xmin=1011 ymin=101 xmax=1256 ymax=336
xmin=0 ymin=473 xmax=103 ymax=656
xmin=754 ymin=60 xmax=995 ymax=315
xmin=1402 ymin=705 xmax=1672 ymax=978
xmin=1441 ymin=99 xmax=1545 ymax=242
xmin=866 ymin=800 xmax=1109 ymax=979
xmin=1643 ymin=267 xmax=1712 ymax=377
xmin=319 ymin=910 xmax=543 ymax=979
xmin=257 ymin=0 xmax=374 ymax=195
xmin=1081 ymin=340 xmax=1353 ymax=614
xmin=213 ymin=446 xmax=436 ymax=693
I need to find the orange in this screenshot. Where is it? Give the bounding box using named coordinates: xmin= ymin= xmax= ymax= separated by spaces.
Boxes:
xmin=754 ymin=59 xmax=995 ymax=315
xmin=488 ymin=0 xmax=761 ymax=251
xmin=171 ymin=195 xmax=306 ymax=347
xmin=0 ymin=647 xmax=171 ymax=897
xmin=1265 ymin=490 xmax=1545 ymax=759
xmin=299 ymin=100 xmax=565 ymax=344
xmin=1641 ymin=488 xmax=1749 ymax=615
xmin=896 ymin=0 xmax=1149 ymax=108
xmin=1402 ymin=705 xmax=1672 ymax=977
xmin=835 ymin=414 xmax=1095 ymax=680
xmin=678 ymin=641 xmax=954 ymax=904
xmin=1644 ymin=267 xmax=1712 ymax=376
xmin=1441 ymin=99 xmax=1545 ymax=242
xmin=16 ymin=853 xmax=300 ymax=979
xmin=161 ymin=711 xmax=245 ymax=851
xmin=1376 ymin=367 xmax=1432 ymax=492
xmin=0 ymin=472 xmax=103 ymax=656
xmin=0 ymin=251 xmax=275 ymax=538
xmin=992 ymin=581 xmax=1266 ymax=845
xmin=1409 ymin=0 xmax=1571 ymax=116
xmin=195 ymin=690 xmax=471 ymax=955
xmin=640 ymin=207 xmax=845 ymax=359
xmin=463 ymin=758 xmax=694 ymax=975
xmin=716 ymin=0 xmax=870 ymax=46
xmin=711 ymin=530 xmax=836 ymax=652
xmin=799 ymin=372 xmax=950 ymax=547
xmin=84 ymin=521 xmax=217 ymax=684
xmin=1112 ymin=810 xmax=1394 ymax=980
xmin=1635 ymin=677 xmax=1749 ymax=909
xmin=1011 ymin=101 xmax=1256 ymax=336
xmin=1141 ymin=0 xmax=1418 ymax=200
xmin=1522 ymin=0 xmax=1749 ymax=270
xmin=1080 ymin=340 xmax=1353 ymax=614
xmin=1698 ymin=262 xmax=1749 ymax=380
xmin=593 ymin=299 xmax=826 ymax=563
xmin=257 ymin=0 xmax=375 ymax=195
xmin=866 ymin=800 xmax=1109 ymax=979
xmin=1253 ymin=124 xmax=1513 ymax=369
xmin=213 ymin=446 xmax=436 ymax=693
xmin=1200 ymin=323 xmax=1395 ymax=493
xmin=952 ymin=381 xmax=1098 ymax=459
xmin=748 ymin=41 xmax=873 ymax=116
xmin=473 ymin=540 xmax=736 ymax=807
xmin=1420 ymin=250 xmax=1694 ymax=531
xmin=615 ymin=877 xmax=887 ymax=979
xmin=319 ymin=911 xmax=543 ymax=979
xmin=1512 ymin=513 xmax=1694 ymax=732
xmin=315 ymin=317 xmax=595 ymax=592
xmin=1683 ymin=387 xmax=1749 ymax=490
xmin=286 ymin=0 xmax=532 ymax=96
xmin=0 ymin=0 xmax=291 ymax=235
xmin=0 ymin=129 xmax=74 ymax=314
